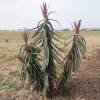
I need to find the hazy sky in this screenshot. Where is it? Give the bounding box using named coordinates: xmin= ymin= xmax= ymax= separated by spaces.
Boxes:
xmin=0 ymin=0 xmax=100 ymax=30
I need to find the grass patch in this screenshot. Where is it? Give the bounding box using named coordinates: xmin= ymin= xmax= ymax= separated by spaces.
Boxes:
xmin=0 ymin=82 xmax=21 ymax=91
xmin=0 ymin=31 xmax=100 ymax=60
xmin=0 ymin=53 xmax=16 ymax=60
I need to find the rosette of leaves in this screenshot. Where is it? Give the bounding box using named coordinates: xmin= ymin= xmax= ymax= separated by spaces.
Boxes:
xmin=60 ymin=20 xmax=86 ymax=85
xmin=32 ymin=3 xmax=65 ymax=96
xmin=17 ymin=30 xmax=44 ymax=92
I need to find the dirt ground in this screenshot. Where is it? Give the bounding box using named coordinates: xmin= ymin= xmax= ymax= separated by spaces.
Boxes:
xmin=0 ymin=47 xmax=100 ymax=100
xmin=68 ymin=48 xmax=100 ymax=100
xmin=0 ymin=31 xmax=100 ymax=100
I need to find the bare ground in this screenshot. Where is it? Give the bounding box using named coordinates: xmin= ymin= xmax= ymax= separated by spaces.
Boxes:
xmin=0 ymin=48 xmax=100 ymax=100
xmin=67 ymin=48 xmax=100 ymax=100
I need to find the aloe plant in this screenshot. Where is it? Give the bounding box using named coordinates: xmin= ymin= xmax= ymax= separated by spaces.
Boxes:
xmin=18 ymin=2 xmax=86 ymax=98
xmin=60 ymin=20 xmax=86 ymax=85
xmin=33 ymin=3 xmax=66 ymax=96
xmin=17 ymin=30 xmax=44 ymax=92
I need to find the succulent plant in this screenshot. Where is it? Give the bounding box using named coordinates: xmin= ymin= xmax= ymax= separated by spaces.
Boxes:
xmin=18 ymin=2 xmax=86 ymax=98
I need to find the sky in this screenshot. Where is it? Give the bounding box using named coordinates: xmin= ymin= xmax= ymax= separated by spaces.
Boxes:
xmin=0 ymin=0 xmax=100 ymax=30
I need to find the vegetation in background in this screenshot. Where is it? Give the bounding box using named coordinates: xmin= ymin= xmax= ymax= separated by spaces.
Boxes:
xmin=18 ymin=2 xmax=86 ymax=98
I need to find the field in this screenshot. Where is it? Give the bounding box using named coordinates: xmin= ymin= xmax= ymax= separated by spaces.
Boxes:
xmin=0 ymin=31 xmax=100 ymax=100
